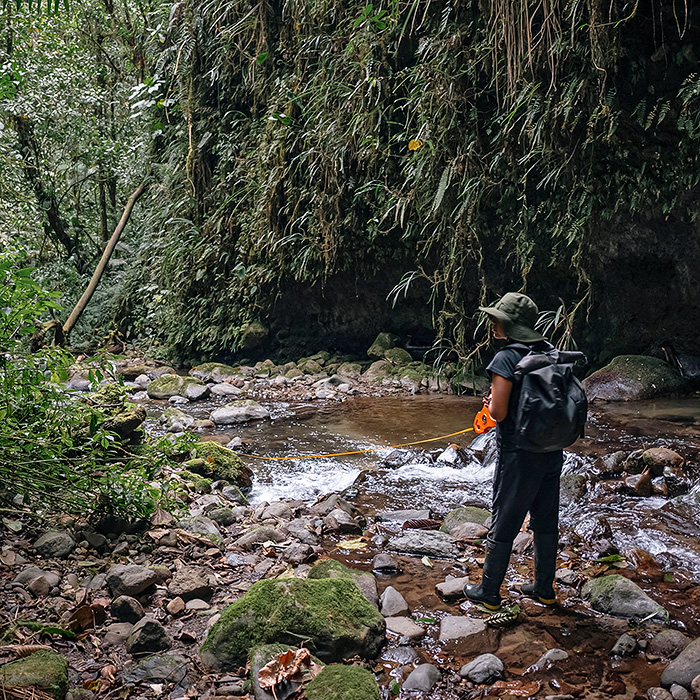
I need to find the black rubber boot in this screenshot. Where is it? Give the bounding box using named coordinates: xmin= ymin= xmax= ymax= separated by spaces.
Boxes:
xmin=463 ymin=539 xmax=512 ymax=611
xmin=520 ymin=532 xmax=558 ymax=605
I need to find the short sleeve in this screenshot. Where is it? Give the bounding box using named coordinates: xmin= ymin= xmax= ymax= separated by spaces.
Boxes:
xmin=485 ymin=348 xmax=521 ymax=382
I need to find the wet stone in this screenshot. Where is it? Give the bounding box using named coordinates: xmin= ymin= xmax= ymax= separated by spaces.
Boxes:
xmin=555 ymin=568 xmax=580 ymax=587
xmin=384 ymin=617 xmax=425 ymax=640
xmin=209 ymin=508 xmax=236 ymax=526
xmin=376 ymin=509 xmax=430 ymax=524
xmin=379 ymin=586 xmax=409 ymax=616
xmin=533 ymin=648 xmax=569 ymax=671
xmin=282 ymin=543 xmax=314 ymax=565
xmin=661 ymin=637 xmax=700 ymax=688
xmin=670 ymin=684 xmax=690 ymax=700
xmin=459 ymin=653 xmax=504 ymax=684
xmin=372 ymin=553 xmax=401 ymax=573
xmin=111 ymin=595 xmax=145 ymax=623
xmin=403 ymin=664 xmax=441 ymax=693
xmin=611 ymin=633 xmax=637 ymax=657
xmin=581 ymin=574 xmax=666 ymax=620
xmin=439 ymin=616 xmax=486 ymax=643
xmin=435 ymin=576 xmax=470 ymax=599
xmin=648 ymin=689 xmax=673 ymax=700
xmin=649 ymin=627 xmax=688 ymax=658
xmin=387 ymin=530 xmax=457 ymax=558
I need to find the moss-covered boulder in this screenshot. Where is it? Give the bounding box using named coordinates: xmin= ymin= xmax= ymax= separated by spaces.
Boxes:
xmin=440 ymin=506 xmax=491 ymax=535
xmin=0 ymin=649 xmax=69 ymax=700
xmin=200 ymin=579 xmax=386 ymax=669
xmin=88 ymin=383 xmax=146 ymax=441
xmin=147 ymin=374 xmax=210 ymax=401
xmin=584 ymin=355 xmax=687 ymax=401
xmin=581 ymin=574 xmax=667 ymax=620
xmin=367 ymin=332 xmax=398 ymax=360
xmin=305 ymin=665 xmax=381 ymax=700
xmin=241 ymin=321 xmax=269 ymax=350
xmin=361 ymin=360 xmax=394 ymax=383
xmin=383 ymin=347 xmax=413 ymax=366
xmin=308 ymin=559 xmax=378 ymax=607
xmin=336 ymin=362 xmax=363 ymax=379
xmin=187 ymin=441 xmax=253 ymax=489
xmin=190 ymin=362 xmax=241 ymax=383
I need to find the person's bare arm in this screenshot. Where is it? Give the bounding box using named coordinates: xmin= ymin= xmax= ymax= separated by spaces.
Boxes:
xmin=489 ymin=374 xmax=513 ymax=422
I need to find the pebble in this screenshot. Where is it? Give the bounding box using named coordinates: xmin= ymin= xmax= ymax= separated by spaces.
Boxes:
xmin=611 ymin=633 xmax=638 ymax=657
xmin=111 ymin=595 xmax=145 ymax=623
xmin=403 ymin=664 xmax=441 ymax=692
xmin=372 ymin=553 xmax=401 ymax=573
xmin=126 ymin=617 xmax=170 ymax=654
xmin=27 ymin=575 xmax=51 ymax=597
xmin=103 ymin=622 xmax=134 ymax=647
xmin=384 ymin=617 xmax=425 ymax=640
xmin=435 ymin=576 xmax=470 ymax=599
xmin=380 ymin=586 xmax=409 ymax=616
xmin=460 ymin=653 xmax=503 ymax=683
xmin=166 ymin=597 xmax=186 ymax=616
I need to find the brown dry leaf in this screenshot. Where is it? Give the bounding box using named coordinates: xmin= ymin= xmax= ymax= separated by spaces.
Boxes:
xmin=100 ymin=664 xmax=117 ymax=682
xmin=487 ymin=680 xmax=541 ymax=696
xmin=150 ymin=508 xmax=175 ymax=527
xmin=0 ymin=644 xmax=52 ymax=658
xmin=67 ymin=605 xmax=96 ymax=634
xmin=258 ymin=648 xmax=323 ymax=690
xmin=401 ymin=519 xmax=442 ymax=530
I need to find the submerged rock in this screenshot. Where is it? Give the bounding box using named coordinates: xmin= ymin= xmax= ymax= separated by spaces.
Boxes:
xmin=402 ymin=664 xmax=441 ymax=692
xmin=581 ymin=574 xmax=666 ymax=620
xmin=584 ymin=355 xmax=687 ymax=401
xmin=200 ymin=578 xmax=385 ymax=668
xmin=0 ymin=649 xmax=68 ymax=700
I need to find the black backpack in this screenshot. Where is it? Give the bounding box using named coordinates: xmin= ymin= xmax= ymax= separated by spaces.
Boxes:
xmin=509 ymin=343 xmax=588 ymax=453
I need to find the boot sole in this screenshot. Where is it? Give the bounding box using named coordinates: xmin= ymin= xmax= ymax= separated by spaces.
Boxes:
xmin=522 ymin=592 xmax=557 ymax=605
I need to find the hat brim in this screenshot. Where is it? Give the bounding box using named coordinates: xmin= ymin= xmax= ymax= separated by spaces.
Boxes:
xmin=479 ymin=307 xmax=546 ymax=343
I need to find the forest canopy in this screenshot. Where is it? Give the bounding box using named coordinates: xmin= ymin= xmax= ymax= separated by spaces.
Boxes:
xmin=2 ymin=0 xmax=699 ymax=366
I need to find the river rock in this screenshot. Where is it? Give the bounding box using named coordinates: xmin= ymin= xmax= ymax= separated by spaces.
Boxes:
xmin=582 ymin=574 xmax=666 ymax=620
xmin=671 ymin=685 xmax=690 ymax=700
xmin=210 ymin=399 xmax=270 ymax=424
xmin=168 ymin=566 xmax=213 ymax=601
xmin=148 ymin=375 xmax=210 ymax=400
xmin=650 ymin=630 xmax=691 ymax=659
xmin=436 ymin=576 xmax=470 ymax=599
xmin=200 ymin=578 xmax=385 ymax=668
xmin=105 ymin=564 xmax=158 ymax=597
xmin=583 ymin=355 xmax=687 ymax=401
xmin=284 ymin=518 xmax=320 ymax=545
xmin=308 ymin=559 xmax=378 ymax=607
xmin=103 ymin=622 xmax=133 ymax=647
xmin=34 ymin=531 xmax=76 ymax=558
xmin=235 ymin=526 xmax=287 ymax=548
xmin=372 ymin=553 xmax=401 ymax=572
xmin=439 ymin=615 xmax=487 ymax=644
xmin=691 ymin=676 xmax=700 ymax=699
xmin=14 ymin=567 xmax=61 ymax=588
xmin=324 ymin=508 xmax=362 ymax=534
xmin=460 ymin=653 xmax=504 ymax=683
xmin=160 ymin=407 xmax=195 ymax=432
xmin=384 ymin=617 xmax=425 ymax=640
xmin=625 ymin=469 xmax=652 ymax=497
xmin=379 ymin=586 xmax=408 ymax=616
xmin=122 ymin=652 xmax=190 ymax=686
xmin=611 ymin=633 xmax=638 ymax=656
xmin=533 ymin=648 xmax=569 ymax=670
xmin=384 ymin=347 xmax=412 ymax=365
xmin=186 ymin=440 xmax=253 ymax=487
xmin=111 ymin=595 xmax=145 ymax=623
xmin=560 ymin=473 xmax=589 ymax=508
xmin=387 ymin=530 xmax=458 ymax=558
xmin=649 ymin=690 xmax=674 ymax=700
xmin=662 ymin=638 xmax=700 ymax=688
xmin=283 ymin=542 xmax=314 ymax=565
xmin=126 ymin=617 xmax=170 ymax=654
xmin=179 ymin=516 xmax=223 ymax=543
xmin=643 ymin=448 xmax=684 ymax=476
xmin=440 ymin=506 xmax=490 ymax=535
xmin=209 ymin=507 xmax=236 ymax=525
xmin=27 ymin=575 xmax=51 ymax=597
xmin=452 ymin=522 xmax=489 ymax=540
xmin=367 ymin=332 xmax=398 ymax=359
xmin=362 ymin=360 xmax=393 ymax=383
xmin=0 ymin=649 xmax=69 ymax=700
xmin=190 ymin=363 xmax=241 ymax=383
xmin=305 ymin=665 xmax=381 ymax=700
xmin=402 ymin=664 xmax=441 ymax=692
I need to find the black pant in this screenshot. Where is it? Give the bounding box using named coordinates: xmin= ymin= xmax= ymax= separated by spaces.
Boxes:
xmin=488 ymin=446 xmax=563 ymax=544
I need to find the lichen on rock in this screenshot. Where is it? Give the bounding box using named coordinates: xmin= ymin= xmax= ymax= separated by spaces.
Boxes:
xmin=188 ymin=441 xmax=253 ymax=488
xmin=0 ymin=649 xmax=69 ymax=700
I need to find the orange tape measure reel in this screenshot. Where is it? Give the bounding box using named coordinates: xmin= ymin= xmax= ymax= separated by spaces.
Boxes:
xmin=473 ymin=404 xmax=496 ymax=433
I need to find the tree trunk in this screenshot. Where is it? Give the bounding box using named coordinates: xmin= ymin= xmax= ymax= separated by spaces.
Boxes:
xmin=62 ymin=182 xmax=147 ymax=340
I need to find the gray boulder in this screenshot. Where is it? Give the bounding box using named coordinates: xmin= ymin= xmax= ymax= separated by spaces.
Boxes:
xmin=126 ymin=617 xmax=170 ymax=654
xmin=105 ymin=564 xmax=158 ymax=597
xmin=34 ymin=531 xmax=75 ymax=558
xmin=402 ymin=664 xmax=441 ymax=692
xmin=459 ymin=653 xmax=504 ymax=684
xmin=662 ymin=638 xmax=700 ymax=689
xmin=168 ymin=566 xmax=213 ymax=601
xmin=581 ymin=574 xmax=666 ymax=620
xmin=210 ymin=399 xmax=270 ymax=425
xmin=388 ymin=530 xmax=458 ymax=558
xmin=440 ymin=506 xmax=490 ymax=535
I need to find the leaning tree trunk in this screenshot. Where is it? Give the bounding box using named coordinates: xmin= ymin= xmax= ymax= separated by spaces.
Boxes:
xmin=62 ymin=182 xmax=147 ymax=341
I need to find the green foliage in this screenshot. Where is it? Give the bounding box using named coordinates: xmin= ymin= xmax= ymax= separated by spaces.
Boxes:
xmin=0 ymin=253 xmax=182 ymax=519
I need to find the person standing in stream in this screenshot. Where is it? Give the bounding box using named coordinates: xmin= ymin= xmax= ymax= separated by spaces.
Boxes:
xmin=463 ymin=292 xmax=564 ymax=611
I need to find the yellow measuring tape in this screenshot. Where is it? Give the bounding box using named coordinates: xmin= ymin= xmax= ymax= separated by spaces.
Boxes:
xmin=234 ymin=427 xmax=474 ymax=461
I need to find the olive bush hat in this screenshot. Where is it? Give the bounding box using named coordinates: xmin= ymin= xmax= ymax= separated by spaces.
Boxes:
xmin=479 ymin=292 xmax=546 ymax=343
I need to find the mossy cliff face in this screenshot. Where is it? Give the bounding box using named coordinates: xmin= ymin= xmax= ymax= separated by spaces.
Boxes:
xmin=187 ymin=441 xmax=252 ymax=488
xmin=199 ymin=579 xmax=386 ymax=669
xmin=0 ymin=649 xmax=69 ymax=700
xmin=305 ymin=665 xmax=381 ymax=700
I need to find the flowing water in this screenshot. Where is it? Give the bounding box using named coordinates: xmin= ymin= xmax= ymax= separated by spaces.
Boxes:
xmin=145 ymin=393 xmax=700 ymax=580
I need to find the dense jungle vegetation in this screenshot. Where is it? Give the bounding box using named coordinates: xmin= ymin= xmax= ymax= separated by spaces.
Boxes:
xmin=2 ymin=0 xmax=700 ymax=367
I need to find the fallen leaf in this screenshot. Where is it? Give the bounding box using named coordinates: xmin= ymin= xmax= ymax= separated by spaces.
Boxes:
xmin=258 ymin=647 xmax=323 ymax=689
xmin=2 ymin=518 xmax=22 ymax=533
xmin=421 ymin=556 xmax=433 ymax=568
xmin=100 ymin=664 xmax=117 ymax=682
xmin=337 ymin=537 xmax=368 ymax=551
xmin=150 ymin=508 xmax=175 ymax=526
xmin=67 ymin=605 xmax=95 ymax=634
xmin=0 ymin=644 xmax=52 ymax=658
xmin=487 ymin=680 xmax=541 ymax=696
xmin=402 ymin=519 xmax=442 ymax=530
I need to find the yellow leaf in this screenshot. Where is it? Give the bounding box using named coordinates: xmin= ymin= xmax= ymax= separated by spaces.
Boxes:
xmin=337 ymin=537 xmax=368 ymax=551
xmin=408 ymin=138 xmax=423 ymax=151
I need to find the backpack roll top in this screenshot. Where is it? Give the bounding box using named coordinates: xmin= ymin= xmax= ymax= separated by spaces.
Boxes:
xmin=513 ymin=347 xmax=588 ymax=453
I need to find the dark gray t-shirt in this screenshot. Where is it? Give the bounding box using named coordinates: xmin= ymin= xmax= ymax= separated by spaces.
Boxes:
xmin=486 ymin=341 xmax=552 ymax=449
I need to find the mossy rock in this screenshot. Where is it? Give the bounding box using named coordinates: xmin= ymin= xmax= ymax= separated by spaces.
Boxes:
xmin=440 ymin=506 xmax=491 ymax=534
xmin=336 ymin=362 xmax=363 ymax=379
xmin=361 ymin=360 xmax=394 ymax=383
xmin=384 ymin=347 xmax=413 ymax=366
xmin=200 ymin=578 xmax=386 ymax=669
xmin=0 ymin=649 xmax=69 ymax=700
xmin=190 ymin=362 xmax=241 ymax=382
xmin=189 ymin=441 xmax=253 ymax=489
xmin=397 ymin=366 xmax=427 ymax=382
xmin=298 ymin=359 xmax=324 ymax=374
xmin=308 ymin=558 xmax=378 ymax=607
xmin=584 ymin=355 xmax=687 ymax=401
xmin=89 ymin=382 xmax=127 ymax=410
xmin=581 ymin=574 xmax=667 ymax=620
xmin=367 ymin=332 xmax=398 ymax=360
xmin=286 ymin=367 xmax=304 ymax=379
xmin=195 ymin=478 xmax=213 ymax=493
xmin=147 ymin=374 xmax=185 ymax=400
xmin=104 ymin=405 xmax=147 ymax=440
xmin=241 ymin=321 xmax=269 ymax=351
xmin=305 ymin=665 xmax=381 ymax=700
xmin=88 ymin=384 xmax=145 ymax=441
